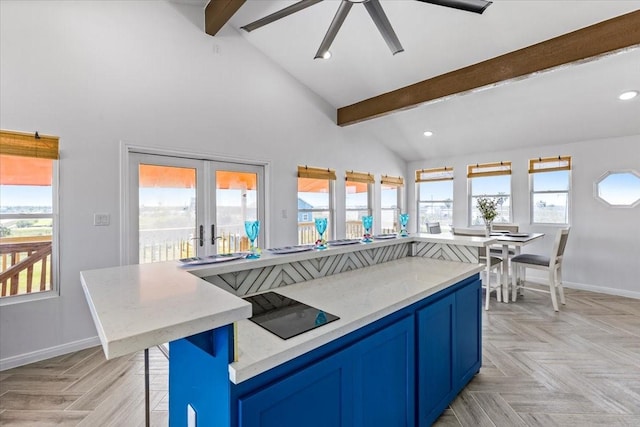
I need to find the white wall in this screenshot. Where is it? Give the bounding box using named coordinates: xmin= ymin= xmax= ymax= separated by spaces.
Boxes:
xmin=0 ymin=1 xmax=406 ymax=367
xmin=407 ymin=135 xmax=640 ymax=298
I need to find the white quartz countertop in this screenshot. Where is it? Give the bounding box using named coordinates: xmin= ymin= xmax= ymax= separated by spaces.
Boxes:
xmin=230 ymin=257 xmax=483 ymax=383
xmin=80 ymin=262 xmax=251 ymax=359
xmin=80 ymin=234 xmax=491 ymax=364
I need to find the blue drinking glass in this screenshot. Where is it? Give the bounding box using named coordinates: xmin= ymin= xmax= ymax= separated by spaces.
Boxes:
xmin=244 ymin=220 xmax=260 ymax=259
xmin=314 ymin=218 xmax=327 ymax=250
xmin=399 ymin=213 xmax=409 ymax=237
xmin=362 ymin=215 xmax=373 ymax=243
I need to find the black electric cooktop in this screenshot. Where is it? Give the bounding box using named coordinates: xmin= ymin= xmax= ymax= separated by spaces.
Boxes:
xmin=243 ymin=291 xmax=339 ymax=340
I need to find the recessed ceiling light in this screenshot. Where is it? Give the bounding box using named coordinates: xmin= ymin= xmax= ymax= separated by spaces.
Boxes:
xmin=619 ymin=90 xmax=638 ymax=100
xmin=423 ymin=131 xmax=433 ymax=137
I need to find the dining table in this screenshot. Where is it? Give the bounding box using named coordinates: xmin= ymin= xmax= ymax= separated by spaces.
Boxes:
xmin=491 ymin=232 xmax=545 ymax=302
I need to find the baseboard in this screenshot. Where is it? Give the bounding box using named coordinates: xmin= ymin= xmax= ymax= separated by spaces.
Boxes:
xmin=0 ymin=336 xmax=101 ymax=371
xmin=562 ymin=281 xmax=640 ymax=300
xmin=522 ymin=272 xmax=640 ymax=300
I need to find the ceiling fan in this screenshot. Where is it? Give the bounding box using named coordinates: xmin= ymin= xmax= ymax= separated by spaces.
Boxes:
xmin=241 ymin=0 xmax=492 ymax=59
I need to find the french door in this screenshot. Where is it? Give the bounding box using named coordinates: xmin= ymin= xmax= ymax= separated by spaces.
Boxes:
xmin=128 ymin=153 xmax=264 ymax=264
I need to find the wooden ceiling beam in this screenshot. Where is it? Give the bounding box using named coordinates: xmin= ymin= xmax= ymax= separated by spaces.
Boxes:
xmin=205 ymin=0 xmax=246 ymax=36
xmin=337 ymin=10 xmax=640 ymax=126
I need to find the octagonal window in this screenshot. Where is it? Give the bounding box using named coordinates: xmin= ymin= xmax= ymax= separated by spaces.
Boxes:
xmin=595 ymin=170 xmax=640 ymax=208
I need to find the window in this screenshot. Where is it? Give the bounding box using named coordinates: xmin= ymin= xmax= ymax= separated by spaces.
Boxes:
xmin=297 ymin=166 xmax=335 ymax=244
xmin=1 ymin=130 xmax=58 ymax=300
xmin=595 ymin=169 xmax=640 ymax=208
xmin=468 ymin=162 xmax=511 ymax=226
xmin=416 ymin=167 xmax=454 ymax=232
xmin=530 ymin=156 xmax=571 ymax=224
xmin=380 ymin=175 xmax=403 ymax=234
xmin=345 ymin=171 xmax=374 ymax=239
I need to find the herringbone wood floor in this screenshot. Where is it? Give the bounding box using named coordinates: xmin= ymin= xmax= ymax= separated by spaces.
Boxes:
xmin=1 ymin=287 xmax=639 ymax=426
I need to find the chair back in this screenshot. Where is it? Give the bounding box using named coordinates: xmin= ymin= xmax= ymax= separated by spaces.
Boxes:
xmin=427 ymin=222 xmax=441 ymax=234
xmin=551 ymin=227 xmax=570 ymax=267
xmin=452 ymin=227 xmax=488 ymax=257
xmin=451 ymin=227 xmax=484 ymax=237
xmin=492 ymin=223 xmax=519 ymax=233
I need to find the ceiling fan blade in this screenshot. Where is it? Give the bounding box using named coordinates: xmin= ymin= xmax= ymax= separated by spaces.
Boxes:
xmin=241 ymin=0 xmax=324 ymax=32
xmin=415 ymin=0 xmax=492 ymax=14
xmin=314 ymin=0 xmax=353 ymax=59
xmin=364 ymin=0 xmax=404 ymax=55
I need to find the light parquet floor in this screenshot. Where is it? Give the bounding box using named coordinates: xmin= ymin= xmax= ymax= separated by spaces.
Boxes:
xmin=1 ymin=287 xmax=639 ymax=426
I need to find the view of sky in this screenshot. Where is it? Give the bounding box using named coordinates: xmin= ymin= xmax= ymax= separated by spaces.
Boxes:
xmin=2 ymin=172 xmax=638 ymax=209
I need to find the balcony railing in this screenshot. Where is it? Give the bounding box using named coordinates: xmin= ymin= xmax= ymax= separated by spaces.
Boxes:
xmin=0 ymin=236 xmax=52 ymax=297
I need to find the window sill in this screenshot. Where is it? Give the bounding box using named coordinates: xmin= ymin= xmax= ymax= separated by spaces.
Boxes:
xmin=0 ymin=290 xmax=59 ymax=307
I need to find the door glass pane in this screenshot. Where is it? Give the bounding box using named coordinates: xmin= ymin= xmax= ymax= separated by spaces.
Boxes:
xmin=216 ymin=170 xmax=258 ymax=253
xmin=138 ymin=164 xmax=196 ymax=263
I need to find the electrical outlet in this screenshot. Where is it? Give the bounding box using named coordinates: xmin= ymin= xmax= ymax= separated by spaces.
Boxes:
xmin=93 ymin=213 xmax=110 ymax=226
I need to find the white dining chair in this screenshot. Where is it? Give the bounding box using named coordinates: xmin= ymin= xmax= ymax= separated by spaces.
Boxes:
xmin=452 ymin=228 xmax=503 ymax=310
xmin=489 ymin=223 xmax=519 ymax=258
xmin=510 ymin=227 xmax=570 ymax=311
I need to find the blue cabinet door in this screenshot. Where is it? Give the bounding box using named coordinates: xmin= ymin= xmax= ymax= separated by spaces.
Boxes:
xmin=238 ymin=316 xmax=415 ymax=427
xmin=416 ymin=294 xmax=455 ymax=427
xmin=352 ymin=315 xmax=415 ymax=427
xmin=454 ymin=278 xmax=482 ymax=386
xmin=238 ymin=350 xmax=351 ymax=427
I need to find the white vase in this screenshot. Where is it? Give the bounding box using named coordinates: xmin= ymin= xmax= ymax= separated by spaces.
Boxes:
xmin=484 ymin=223 xmax=492 ymax=237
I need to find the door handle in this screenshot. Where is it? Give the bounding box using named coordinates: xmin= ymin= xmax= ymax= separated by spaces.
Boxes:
xmin=199 ymin=224 xmax=204 ymax=247
xmin=212 ymin=224 xmax=218 ymax=245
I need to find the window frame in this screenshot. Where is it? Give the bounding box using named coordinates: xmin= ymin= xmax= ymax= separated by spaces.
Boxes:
xmin=1 ymin=130 xmax=60 ymax=305
xmin=297 ymin=166 xmax=336 ymax=244
xmin=416 ymin=167 xmax=454 ymax=232
xmin=345 ymin=171 xmax=374 ymax=238
xmin=380 ymin=175 xmax=403 ymax=234
xmin=467 ymin=162 xmax=512 ymax=227
xmin=594 ymin=169 xmax=640 ymax=208
xmin=529 ymin=156 xmax=572 ymax=225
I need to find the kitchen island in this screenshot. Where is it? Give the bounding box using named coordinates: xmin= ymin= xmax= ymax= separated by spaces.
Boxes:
xmin=81 ymin=234 xmax=490 ymax=427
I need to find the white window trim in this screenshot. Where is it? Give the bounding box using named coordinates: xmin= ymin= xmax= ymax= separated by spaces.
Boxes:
xmin=530 ymin=170 xmax=572 ymax=225
xmin=468 ymin=177 xmax=513 ymax=227
xmin=0 ymin=162 xmax=60 ymax=306
xmin=297 ymin=179 xmax=336 ymax=241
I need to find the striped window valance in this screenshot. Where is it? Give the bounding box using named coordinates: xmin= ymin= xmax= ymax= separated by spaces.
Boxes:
xmin=0 ymin=129 xmax=59 ymax=160
xmin=297 ymin=165 xmax=336 ymax=180
xmin=416 ymin=167 xmax=454 ymax=182
xmin=345 ymin=170 xmax=375 ymax=184
xmin=467 ymin=161 xmax=511 ymax=178
xmin=380 ymin=175 xmax=404 ymax=186
xmin=529 ymin=156 xmax=571 ymax=173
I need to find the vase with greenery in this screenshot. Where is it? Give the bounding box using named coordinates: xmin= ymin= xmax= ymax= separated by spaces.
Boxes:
xmin=476 ymin=196 xmax=498 ymax=237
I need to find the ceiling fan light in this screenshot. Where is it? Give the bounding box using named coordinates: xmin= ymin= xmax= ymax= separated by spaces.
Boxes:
xmin=618 ymin=90 xmax=638 ymax=100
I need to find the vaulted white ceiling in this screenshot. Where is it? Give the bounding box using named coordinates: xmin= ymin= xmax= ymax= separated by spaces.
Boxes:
xmin=208 ymin=1 xmax=640 ymax=160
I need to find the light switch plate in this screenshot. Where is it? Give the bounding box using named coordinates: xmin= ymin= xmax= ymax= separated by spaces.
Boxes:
xmin=93 ymin=213 xmax=110 ymax=226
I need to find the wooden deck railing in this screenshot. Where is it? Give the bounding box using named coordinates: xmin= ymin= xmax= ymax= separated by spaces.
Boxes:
xmin=0 ymin=236 xmax=52 ymax=297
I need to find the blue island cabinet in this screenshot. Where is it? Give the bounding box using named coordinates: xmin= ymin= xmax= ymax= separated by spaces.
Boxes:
xmin=417 ymin=277 xmax=482 ymax=426
xmin=239 ymin=315 xmax=415 ymax=427
xmin=169 ymin=274 xmax=480 ymax=427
